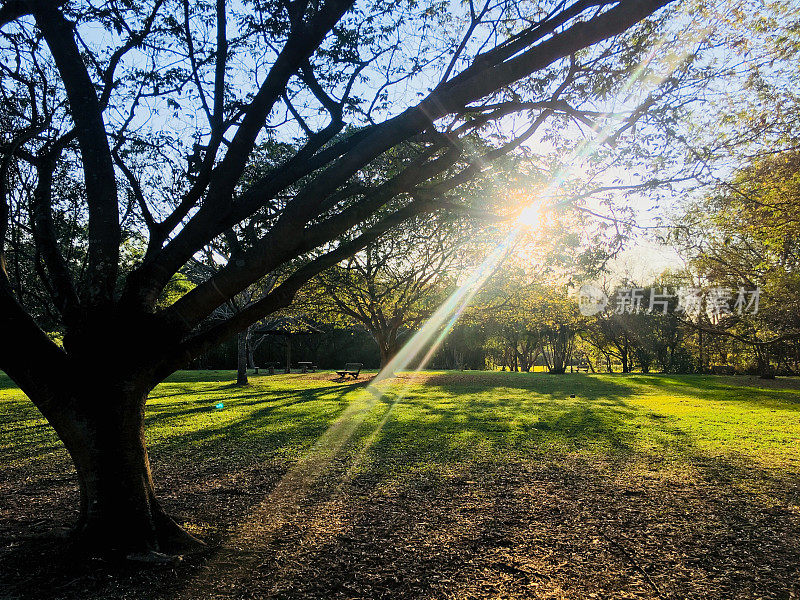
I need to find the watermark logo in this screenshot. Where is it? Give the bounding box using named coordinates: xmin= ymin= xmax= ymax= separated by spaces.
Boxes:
xmin=577 ymin=285 xmax=761 ymax=318
xmin=578 ymin=284 xmax=609 ymax=316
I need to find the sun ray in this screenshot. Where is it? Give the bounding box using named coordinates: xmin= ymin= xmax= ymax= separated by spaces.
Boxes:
xmin=176 ymin=13 xmax=713 ymax=596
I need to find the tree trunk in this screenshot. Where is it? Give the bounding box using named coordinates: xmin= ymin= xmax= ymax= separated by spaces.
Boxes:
xmin=378 ymin=338 xmax=399 ymax=369
xmin=698 ymin=329 xmax=704 ymax=373
xmin=375 ymin=328 xmax=400 ymax=369
xmin=236 ymin=329 xmax=248 ymax=385
xmin=755 ymin=345 xmax=775 ymax=379
xmin=37 ymin=383 xmax=202 ymax=558
xmin=379 ymin=344 xmax=389 ymax=369
xmin=247 ymin=336 xmax=256 ymax=370
xmin=619 ymin=336 xmax=630 ymax=373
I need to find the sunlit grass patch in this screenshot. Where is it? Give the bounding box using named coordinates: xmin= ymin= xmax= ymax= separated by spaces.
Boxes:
xmin=2 ymin=370 xmax=799 ymax=478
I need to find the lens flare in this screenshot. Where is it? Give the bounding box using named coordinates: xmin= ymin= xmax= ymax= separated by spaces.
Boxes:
xmin=518 ymin=201 xmax=544 ymax=229
xmin=176 ymin=13 xmax=715 ymax=598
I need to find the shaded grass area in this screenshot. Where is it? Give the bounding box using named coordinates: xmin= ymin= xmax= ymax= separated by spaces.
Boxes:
xmin=1 ymin=370 xmax=799 ymax=599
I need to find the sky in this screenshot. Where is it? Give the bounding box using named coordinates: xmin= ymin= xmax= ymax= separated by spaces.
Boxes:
xmin=36 ymin=0 xmax=789 ymax=285
xmin=605 ymin=240 xmax=684 ymax=284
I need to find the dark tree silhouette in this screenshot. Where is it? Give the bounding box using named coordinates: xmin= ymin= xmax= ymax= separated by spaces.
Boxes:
xmin=0 ymin=0 xmax=672 ymax=557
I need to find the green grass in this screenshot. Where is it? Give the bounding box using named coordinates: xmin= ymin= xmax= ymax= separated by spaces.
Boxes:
xmin=4 ymin=370 xmax=800 ymax=600
xmin=2 ymin=370 xmax=799 ymax=480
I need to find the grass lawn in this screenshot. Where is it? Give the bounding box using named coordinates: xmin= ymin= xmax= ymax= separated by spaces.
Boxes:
xmin=1 ymin=370 xmax=799 ymax=599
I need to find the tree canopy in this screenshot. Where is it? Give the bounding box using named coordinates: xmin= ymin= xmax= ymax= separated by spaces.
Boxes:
xmin=0 ymin=0 xmax=681 ymax=557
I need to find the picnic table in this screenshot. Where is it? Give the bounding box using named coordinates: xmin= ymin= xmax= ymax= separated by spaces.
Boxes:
xmin=297 ymin=361 xmax=317 ymax=373
xmin=336 ymin=362 xmax=362 ymax=380
xmin=257 ymin=361 xmax=279 ymax=375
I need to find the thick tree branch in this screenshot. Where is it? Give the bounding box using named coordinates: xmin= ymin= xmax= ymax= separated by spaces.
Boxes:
xmin=0 ymin=259 xmax=68 ymax=416
xmin=125 ymin=0 xmax=356 ymax=307
xmin=30 ymin=154 xmax=80 ymax=319
xmin=32 ymin=2 xmax=120 ymax=306
xmin=155 ymin=201 xmax=436 ymax=379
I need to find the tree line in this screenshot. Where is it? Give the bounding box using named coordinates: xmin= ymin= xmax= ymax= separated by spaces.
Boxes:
xmin=242 ymin=147 xmax=800 ymax=378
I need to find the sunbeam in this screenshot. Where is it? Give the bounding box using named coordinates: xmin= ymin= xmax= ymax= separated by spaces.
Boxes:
xmin=174 ymin=16 xmax=712 ymax=598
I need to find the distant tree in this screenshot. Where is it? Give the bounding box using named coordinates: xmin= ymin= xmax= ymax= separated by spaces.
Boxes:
xmin=307 ymin=216 xmax=469 ymax=367
xmin=581 ymin=279 xmax=696 ymax=374
xmin=538 ymin=291 xmax=583 ymax=373
xmin=483 ymin=276 xmax=546 ymax=372
xmin=482 ymin=274 xmax=584 ymax=374
xmin=584 ymin=313 xmax=634 ymax=372
xmin=671 ymin=150 xmax=800 ymax=375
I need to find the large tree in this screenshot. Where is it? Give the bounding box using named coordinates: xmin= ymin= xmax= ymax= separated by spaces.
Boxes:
xmin=308 ymin=214 xmax=473 ymax=367
xmin=0 ymin=0 xmax=674 ymax=557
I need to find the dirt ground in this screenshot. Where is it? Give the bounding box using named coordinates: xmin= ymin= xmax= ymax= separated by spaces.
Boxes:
xmin=1 ymin=451 xmax=799 ymax=599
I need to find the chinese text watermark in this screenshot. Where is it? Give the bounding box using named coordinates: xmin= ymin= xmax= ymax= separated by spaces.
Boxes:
xmin=578 ymin=284 xmax=761 ymax=318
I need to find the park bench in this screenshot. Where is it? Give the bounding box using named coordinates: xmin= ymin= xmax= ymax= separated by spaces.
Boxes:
xmin=336 ymin=362 xmax=362 ymax=380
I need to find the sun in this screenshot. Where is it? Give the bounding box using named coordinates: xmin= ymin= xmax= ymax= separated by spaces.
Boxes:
xmin=517 ymin=200 xmax=544 ymax=229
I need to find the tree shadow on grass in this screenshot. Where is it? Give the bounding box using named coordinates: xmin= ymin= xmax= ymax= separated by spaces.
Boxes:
xmin=369 ymin=372 xmax=689 ymax=462
xmin=0 ymin=372 xmax=22 ymax=391
xmin=625 ymin=373 xmax=800 ymax=410
xmin=145 ymin=382 xmax=360 ymax=426
xmin=145 ymin=380 xmax=375 ymax=460
xmin=414 ymin=370 xmax=639 ymax=397
xmin=2 ymin=372 xmax=800 ymax=600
